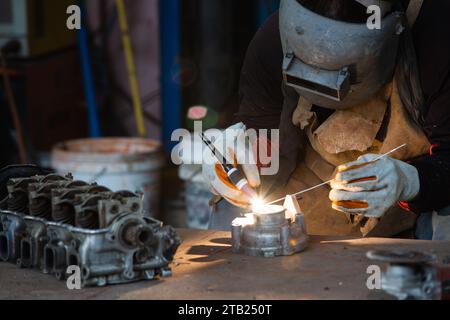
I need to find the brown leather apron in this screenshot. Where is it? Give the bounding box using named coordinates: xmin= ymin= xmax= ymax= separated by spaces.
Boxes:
xmin=280 ymin=79 xmax=430 ymax=237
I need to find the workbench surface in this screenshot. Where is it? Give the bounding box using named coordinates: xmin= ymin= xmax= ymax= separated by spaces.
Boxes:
xmin=1 ymin=229 xmax=449 ymax=300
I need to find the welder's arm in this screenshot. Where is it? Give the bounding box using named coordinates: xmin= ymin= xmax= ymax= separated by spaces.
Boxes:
xmin=202 ymin=122 xmax=260 ymax=208
xmin=403 ymin=0 xmax=450 ymax=214
xmin=234 ymin=12 xmax=283 ymax=132
xmin=329 ymin=155 xmax=420 ymax=218
xmin=406 ymin=145 xmax=450 ymax=213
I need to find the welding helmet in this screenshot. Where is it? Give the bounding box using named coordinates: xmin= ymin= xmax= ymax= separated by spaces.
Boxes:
xmin=280 ymin=0 xmax=405 ymax=110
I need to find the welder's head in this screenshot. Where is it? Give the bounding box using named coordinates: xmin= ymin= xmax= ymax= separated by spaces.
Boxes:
xmin=280 ymin=0 xmax=405 ymax=110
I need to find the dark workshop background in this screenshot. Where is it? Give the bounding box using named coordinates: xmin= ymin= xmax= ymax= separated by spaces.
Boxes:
xmin=0 ymin=0 xmax=280 ymax=226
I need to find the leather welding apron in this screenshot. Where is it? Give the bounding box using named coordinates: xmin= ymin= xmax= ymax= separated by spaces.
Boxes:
xmin=278 ymin=79 xmax=430 ymax=237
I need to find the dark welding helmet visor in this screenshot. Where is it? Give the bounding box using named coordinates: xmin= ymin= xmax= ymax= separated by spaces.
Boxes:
xmin=280 ymin=0 xmax=405 ymax=109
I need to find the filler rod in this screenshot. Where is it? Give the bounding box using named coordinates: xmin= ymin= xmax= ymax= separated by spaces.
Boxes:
xmin=267 ymin=144 xmax=407 ymax=205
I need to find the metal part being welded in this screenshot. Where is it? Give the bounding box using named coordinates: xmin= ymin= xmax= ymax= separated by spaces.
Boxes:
xmin=0 ymin=173 xmax=181 ymax=287
xmin=231 ymin=196 xmax=308 ymax=258
xmin=367 ymin=250 xmax=444 ymax=300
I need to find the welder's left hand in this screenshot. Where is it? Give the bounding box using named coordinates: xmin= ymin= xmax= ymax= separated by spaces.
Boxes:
xmin=329 ymin=154 xmax=420 ymax=218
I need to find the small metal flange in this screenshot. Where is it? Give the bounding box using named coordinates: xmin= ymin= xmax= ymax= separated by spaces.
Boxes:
xmin=231 ymin=204 xmax=308 ymax=258
xmin=367 ymin=250 xmax=441 ymax=300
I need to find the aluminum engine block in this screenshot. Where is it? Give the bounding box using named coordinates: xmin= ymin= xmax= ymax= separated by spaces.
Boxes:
xmin=0 ymin=173 xmax=181 ymax=287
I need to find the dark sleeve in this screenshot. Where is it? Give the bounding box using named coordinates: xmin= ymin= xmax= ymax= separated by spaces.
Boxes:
xmin=235 ymin=12 xmax=305 ymax=193
xmin=234 ymin=12 xmax=284 ymax=130
xmin=406 ymin=0 xmax=450 ymax=213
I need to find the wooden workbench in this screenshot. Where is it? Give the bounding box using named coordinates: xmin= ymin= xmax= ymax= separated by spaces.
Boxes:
xmin=0 ymin=229 xmax=449 ymax=300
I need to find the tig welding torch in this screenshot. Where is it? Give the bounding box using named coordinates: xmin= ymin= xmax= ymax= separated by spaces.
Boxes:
xmin=200 ymin=132 xmax=258 ymax=201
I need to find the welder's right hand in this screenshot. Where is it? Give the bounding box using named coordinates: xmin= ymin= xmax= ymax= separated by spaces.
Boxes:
xmin=202 ymin=122 xmax=260 ymax=208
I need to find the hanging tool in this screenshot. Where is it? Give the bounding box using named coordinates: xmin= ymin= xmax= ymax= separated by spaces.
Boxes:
xmin=0 ymin=41 xmax=27 ymax=164
xmin=267 ymin=144 xmax=408 ymax=205
xmin=200 ymin=132 xmax=258 ymax=201
xmin=115 ymin=0 xmax=147 ymax=137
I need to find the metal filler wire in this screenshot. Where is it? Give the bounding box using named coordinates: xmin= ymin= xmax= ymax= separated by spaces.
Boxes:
xmin=266 ymin=144 xmax=408 ymax=205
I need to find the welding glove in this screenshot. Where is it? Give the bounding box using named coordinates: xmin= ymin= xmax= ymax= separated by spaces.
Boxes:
xmin=329 ymin=154 xmax=420 ymax=218
xmin=202 ymin=122 xmax=260 ymax=208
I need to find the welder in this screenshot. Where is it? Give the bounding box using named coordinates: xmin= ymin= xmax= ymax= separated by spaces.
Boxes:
xmin=202 ymin=0 xmax=450 ymax=240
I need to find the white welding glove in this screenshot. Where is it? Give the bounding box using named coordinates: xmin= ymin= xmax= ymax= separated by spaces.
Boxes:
xmin=202 ymin=122 xmax=260 ymax=208
xmin=329 ymin=154 xmax=420 ymax=218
